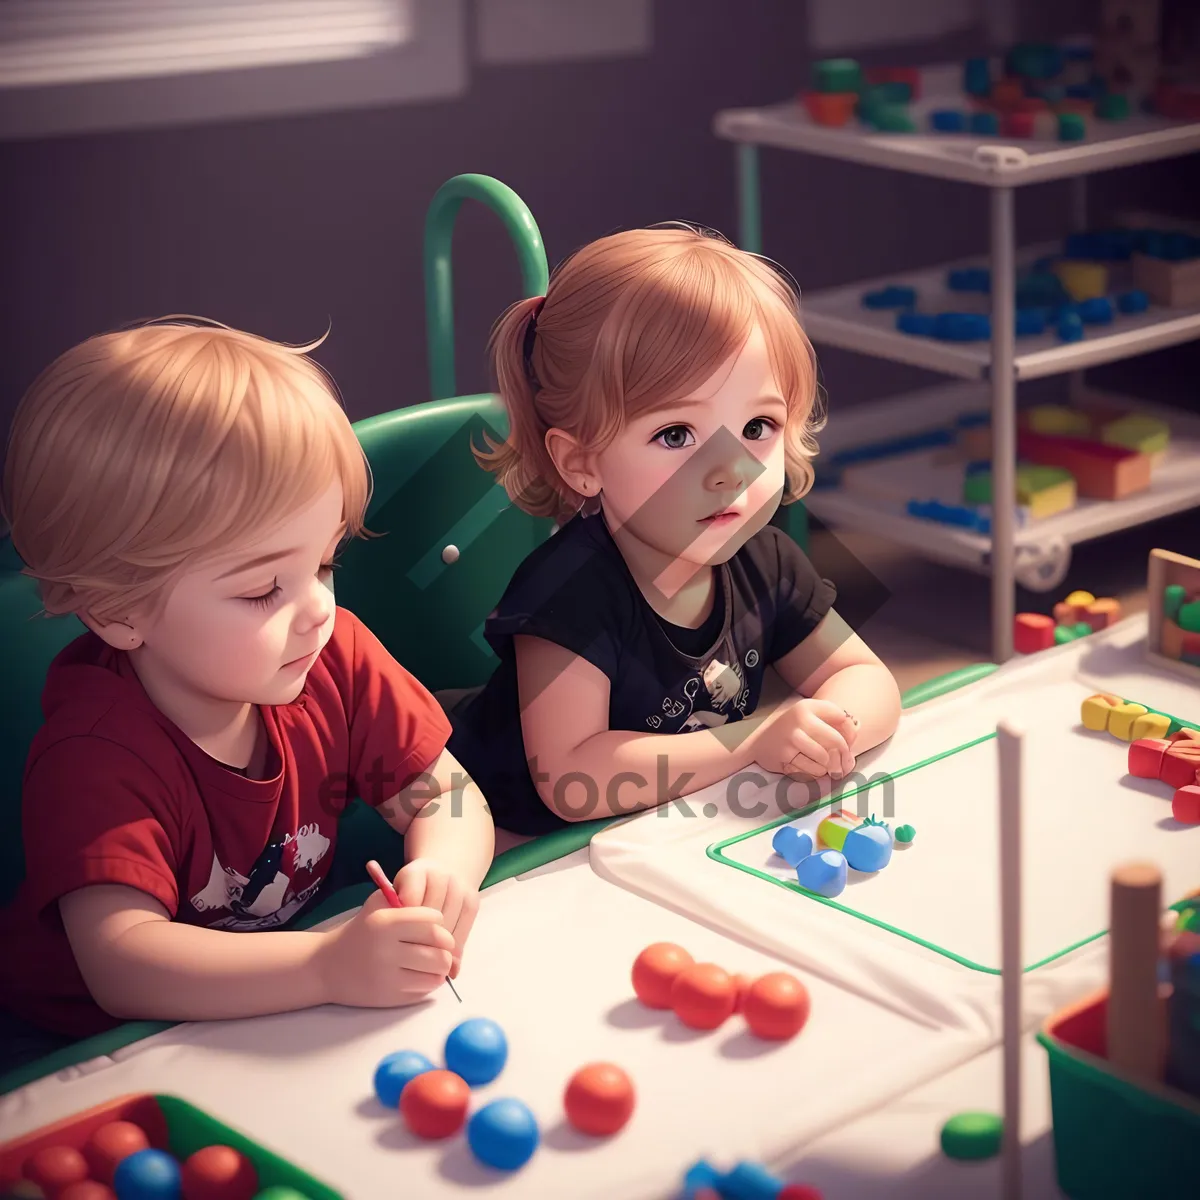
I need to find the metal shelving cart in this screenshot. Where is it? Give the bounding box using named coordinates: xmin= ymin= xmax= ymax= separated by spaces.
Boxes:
xmin=715 ymin=61 xmax=1200 ymax=661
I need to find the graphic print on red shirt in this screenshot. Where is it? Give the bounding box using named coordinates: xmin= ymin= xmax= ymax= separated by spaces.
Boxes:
xmin=0 ymin=606 xmax=450 ymax=1037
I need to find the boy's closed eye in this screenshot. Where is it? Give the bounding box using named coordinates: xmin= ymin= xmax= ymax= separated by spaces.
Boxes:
xmin=238 ymin=559 xmax=339 ymax=608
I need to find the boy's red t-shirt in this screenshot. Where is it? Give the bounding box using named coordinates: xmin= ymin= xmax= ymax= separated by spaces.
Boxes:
xmin=0 ymin=606 xmax=451 ymax=1038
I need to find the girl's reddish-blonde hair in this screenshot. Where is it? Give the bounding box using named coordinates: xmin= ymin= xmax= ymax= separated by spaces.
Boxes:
xmin=1 ymin=317 xmax=372 ymax=624
xmin=478 ymin=223 xmax=824 ymax=522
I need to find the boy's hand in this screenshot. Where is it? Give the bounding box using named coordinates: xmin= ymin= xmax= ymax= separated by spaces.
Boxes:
xmin=316 ymin=891 xmax=454 ymax=1007
xmin=751 ymin=697 xmax=858 ymax=780
xmin=394 ymin=859 xmax=480 ymax=980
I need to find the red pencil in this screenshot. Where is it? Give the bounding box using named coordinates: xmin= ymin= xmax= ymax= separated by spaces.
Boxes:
xmin=366 ymin=860 xmax=462 ymax=1002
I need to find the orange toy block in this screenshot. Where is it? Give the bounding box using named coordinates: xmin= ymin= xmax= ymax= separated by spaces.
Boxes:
xmin=991 ymin=78 xmax=1025 ymax=107
xmin=1174 ymin=784 xmax=1200 ymax=824
xmin=802 ymin=92 xmax=858 ymax=126
xmin=1014 ymin=612 xmax=1055 ymax=653
xmin=1084 ymin=597 xmax=1123 ymax=630
xmin=1016 ymin=430 xmax=1151 ymax=500
xmin=1055 ymin=590 xmax=1097 ymax=625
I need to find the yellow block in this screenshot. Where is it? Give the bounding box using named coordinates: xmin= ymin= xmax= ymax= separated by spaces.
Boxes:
xmin=1081 ymin=692 xmax=1122 ymax=732
xmin=1053 ymin=260 xmax=1108 ymax=301
xmin=1101 ymin=414 xmax=1170 ymax=456
xmin=1131 ymin=711 xmax=1171 ymax=740
xmin=1025 ymin=405 xmax=1091 ymax=436
xmin=1025 ymin=478 xmax=1076 ymax=519
xmin=1108 ymin=702 xmax=1149 ymax=741
xmin=1065 ymin=590 xmax=1095 ymax=608
xmin=818 ymin=816 xmax=854 ymax=851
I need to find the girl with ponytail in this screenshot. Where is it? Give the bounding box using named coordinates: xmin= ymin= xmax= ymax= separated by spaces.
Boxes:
xmin=447 ymin=224 xmax=901 ymax=834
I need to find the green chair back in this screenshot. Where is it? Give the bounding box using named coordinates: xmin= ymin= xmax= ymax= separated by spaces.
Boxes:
xmin=0 ymin=540 xmax=87 ymax=906
xmin=334 ymin=174 xmax=554 ymax=691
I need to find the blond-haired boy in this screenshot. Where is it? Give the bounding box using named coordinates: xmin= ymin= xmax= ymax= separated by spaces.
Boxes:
xmin=0 ymin=319 xmax=494 ymax=1055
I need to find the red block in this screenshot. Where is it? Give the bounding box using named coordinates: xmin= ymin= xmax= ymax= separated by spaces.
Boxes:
xmin=1128 ymin=737 xmax=1169 ymax=780
xmin=1014 ymin=612 xmax=1055 ymax=653
xmin=1002 ymin=112 xmax=1036 ymax=137
xmin=1183 ymin=631 xmax=1200 ymax=658
xmin=866 ymin=65 xmax=921 ymax=99
xmin=1016 ymin=430 xmax=1151 ymax=500
xmin=1161 ymin=731 xmax=1200 ymax=790
xmin=1173 ymin=784 xmax=1200 ymax=824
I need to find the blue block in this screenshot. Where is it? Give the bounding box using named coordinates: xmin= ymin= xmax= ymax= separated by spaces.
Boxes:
xmin=947 ymin=266 xmax=990 ymax=292
xmin=933 ymin=312 xmax=990 ymax=341
xmin=896 ymin=311 xmax=937 ymax=336
xmin=963 ymin=57 xmax=991 ymax=96
xmin=1057 ymin=311 xmax=1085 ymax=342
xmin=445 ymin=1018 xmax=508 ymax=1086
xmin=930 ymin=109 xmax=967 ymax=132
xmin=719 ymin=1160 xmax=786 ymax=1200
xmin=772 ymin=824 xmax=813 ymax=867
xmin=1064 ymin=230 xmax=1135 ymax=261
xmin=113 ymin=1149 xmax=182 ymax=1200
xmin=1016 ymin=308 xmax=1047 ymax=336
xmin=1077 ymin=296 xmax=1114 ymax=325
xmin=1116 ymin=289 xmax=1149 ymax=313
xmin=969 ymin=111 xmax=1000 ymax=135
xmin=829 ymin=427 xmax=951 ymax=467
xmin=862 ymin=284 xmax=917 ymax=309
xmin=682 ymin=1160 xmax=723 ymax=1198
xmin=796 ymin=849 xmax=847 ymax=898
xmin=374 ymin=1050 xmax=435 ymax=1108
xmin=466 ymin=1099 xmax=539 ymax=1171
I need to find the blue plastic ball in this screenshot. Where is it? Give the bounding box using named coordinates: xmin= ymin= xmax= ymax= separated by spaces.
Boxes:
xmin=444 ymin=1017 xmax=508 ymax=1086
xmin=374 ymin=1049 xmax=435 ymax=1107
xmin=796 ymin=849 xmax=848 ymax=898
xmin=113 ymin=1148 xmax=181 ymax=1199
xmin=467 ymin=1098 xmax=539 ymax=1170
xmin=1057 ymin=311 xmax=1085 ymax=342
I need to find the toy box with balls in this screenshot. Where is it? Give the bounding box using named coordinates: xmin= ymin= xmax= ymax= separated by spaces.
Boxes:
xmin=0 ymin=1092 xmax=341 ymax=1200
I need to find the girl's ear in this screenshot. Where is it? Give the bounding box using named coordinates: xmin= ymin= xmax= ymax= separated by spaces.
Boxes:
xmin=544 ymin=428 xmax=599 ymax=497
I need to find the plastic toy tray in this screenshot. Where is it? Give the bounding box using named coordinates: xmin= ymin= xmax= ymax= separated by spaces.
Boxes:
xmin=707 ymin=681 xmax=1200 ymax=973
xmin=0 ymin=1092 xmax=343 ymax=1198
xmin=1037 ymin=988 xmax=1200 ymax=1199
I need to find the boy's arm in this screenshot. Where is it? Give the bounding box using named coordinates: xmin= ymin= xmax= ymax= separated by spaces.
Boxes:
xmin=376 ymin=748 xmax=495 ymax=892
xmin=59 ymin=883 xmax=454 ymax=1022
xmin=773 ymin=610 xmax=902 ymax=756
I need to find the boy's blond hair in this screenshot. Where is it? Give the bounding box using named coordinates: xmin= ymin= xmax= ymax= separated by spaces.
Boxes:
xmin=479 ymin=224 xmax=824 ymax=523
xmin=1 ymin=318 xmax=372 ymax=624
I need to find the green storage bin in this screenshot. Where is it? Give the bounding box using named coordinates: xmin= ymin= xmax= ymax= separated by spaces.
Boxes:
xmin=1037 ymin=988 xmax=1200 ymax=1199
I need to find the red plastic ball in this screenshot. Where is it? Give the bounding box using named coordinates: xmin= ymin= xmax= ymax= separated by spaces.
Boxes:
xmin=632 ymin=943 xmax=693 ymax=1009
xmin=181 ymin=1144 xmax=258 ymax=1200
xmin=60 ymin=1183 xmax=117 ymax=1200
xmin=400 ymin=1069 xmax=470 ymax=1139
xmin=85 ymin=1121 xmax=152 ymax=1184
xmin=731 ymin=973 xmax=751 ymax=1014
xmin=743 ymin=972 xmax=811 ymax=1040
xmin=778 ymin=1186 xmax=824 ymax=1200
xmin=670 ymin=962 xmax=737 ymax=1030
xmin=23 ymin=1144 xmax=90 ymax=1193
xmin=563 ymin=1062 xmax=635 ymax=1136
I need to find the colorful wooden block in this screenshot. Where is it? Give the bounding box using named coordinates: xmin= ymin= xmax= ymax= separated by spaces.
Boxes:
xmin=1173 ymin=784 xmax=1200 ymax=824
xmin=1132 ymin=252 xmax=1200 ymax=307
xmin=1017 ymin=430 xmax=1151 ymax=500
xmin=1129 ymin=737 xmax=1170 ymax=778
xmin=1082 ymin=692 xmax=1124 ymax=731
xmin=962 ymin=464 xmax=1076 ymax=519
xmin=1084 ymin=597 xmax=1123 ymax=630
xmin=802 ymin=91 xmax=858 ymax=127
xmin=1109 ymin=702 xmax=1150 ymax=741
xmin=1131 ymin=711 xmax=1171 ymax=740
xmin=1053 ymin=260 xmax=1108 ymax=301
xmin=1024 ymin=405 xmax=1092 ymax=436
xmin=1100 ymin=414 xmax=1170 ymax=456
xmin=818 ymin=815 xmax=855 ymax=851
xmin=1014 ymin=613 xmax=1056 ymax=654
xmin=1161 ymin=730 xmax=1200 ymax=790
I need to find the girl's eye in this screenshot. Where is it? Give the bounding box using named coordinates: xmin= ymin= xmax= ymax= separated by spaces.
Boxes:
xmin=243 ymin=581 xmax=281 ymax=609
xmin=743 ymin=417 xmax=776 ymax=441
xmin=653 ymin=425 xmax=695 ymax=450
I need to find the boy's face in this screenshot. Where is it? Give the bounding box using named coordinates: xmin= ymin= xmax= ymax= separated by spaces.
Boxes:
xmin=591 ymin=323 xmax=787 ymax=574
xmin=128 ymin=481 xmax=345 ymax=708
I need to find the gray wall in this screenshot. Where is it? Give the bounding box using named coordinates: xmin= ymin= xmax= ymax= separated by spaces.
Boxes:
xmin=2 ymin=0 xmax=1196 ymax=435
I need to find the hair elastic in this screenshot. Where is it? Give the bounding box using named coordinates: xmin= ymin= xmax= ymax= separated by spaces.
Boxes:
xmin=522 ymin=297 xmax=546 ymax=389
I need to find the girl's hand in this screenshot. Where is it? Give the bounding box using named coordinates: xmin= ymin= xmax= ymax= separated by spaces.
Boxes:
xmin=751 ymin=697 xmax=858 ymax=780
xmin=393 ymin=859 xmax=480 ymax=980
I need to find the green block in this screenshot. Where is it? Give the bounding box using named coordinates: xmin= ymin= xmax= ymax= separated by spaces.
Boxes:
xmin=814 ymin=58 xmax=862 ymax=94
xmin=870 ymin=103 xmax=917 ymax=132
xmin=1097 ymin=92 xmax=1130 ymax=120
xmin=1058 ymin=112 xmax=1086 ymax=141
xmin=963 ymin=471 xmax=992 ymax=505
xmin=941 ymin=1111 xmax=1003 ymax=1161
xmin=1165 ymin=584 xmax=1187 ymax=622
xmin=1072 ymin=621 xmax=1093 ymax=637
xmin=856 ymin=84 xmax=891 ymax=118
xmin=1179 ymin=600 xmax=1200 ymax=634
xmin=1054 ymin=624 xmax=1079 ymax=644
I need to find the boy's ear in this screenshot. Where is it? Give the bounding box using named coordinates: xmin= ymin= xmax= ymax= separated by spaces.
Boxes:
xmin=78 ymin=611 xmax=144 ymax=650
xmin=544 ymin=428 xmax=599 ymax=497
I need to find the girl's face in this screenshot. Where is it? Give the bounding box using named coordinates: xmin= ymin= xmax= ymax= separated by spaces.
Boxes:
xmin=589 ymin=324 xmax=788 ymax=571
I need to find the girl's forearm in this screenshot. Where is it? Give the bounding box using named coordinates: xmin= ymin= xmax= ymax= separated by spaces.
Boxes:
xmin=93 ymin=921 xmax=330 ymax=1022
xmin=811 ymin=662 xmax=902 ymax=755
xmin=405 ymin=780 xmax=495 ymax=889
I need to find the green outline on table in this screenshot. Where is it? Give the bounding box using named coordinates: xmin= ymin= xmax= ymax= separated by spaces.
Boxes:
xmin=706 ymin=694 xmax=1200 ymax=976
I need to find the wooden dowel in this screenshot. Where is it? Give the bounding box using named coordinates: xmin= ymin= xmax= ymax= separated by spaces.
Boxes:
xmin=1108 ymin=861 xmax=1164 ymax=1082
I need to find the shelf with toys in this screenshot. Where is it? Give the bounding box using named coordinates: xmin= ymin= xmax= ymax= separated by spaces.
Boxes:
xmin=803 ymin=381 xmax=1200 ymax=591
xmin=715 ymin=5 xmax=1200 ymax=662
xmin=801 ymin=230 xmax=1200 ymax=381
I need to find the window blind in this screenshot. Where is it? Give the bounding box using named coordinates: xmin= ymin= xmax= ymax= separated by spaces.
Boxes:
xmin=0 ymin=0 xmax=412 ymax=87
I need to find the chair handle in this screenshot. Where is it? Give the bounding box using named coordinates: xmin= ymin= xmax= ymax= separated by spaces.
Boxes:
xmin=424 ymin=174 xmax=549 ymax=402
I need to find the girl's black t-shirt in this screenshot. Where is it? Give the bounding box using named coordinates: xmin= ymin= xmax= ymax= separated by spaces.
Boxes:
xmin=446 ymin=510 xmax=837 ymax=835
